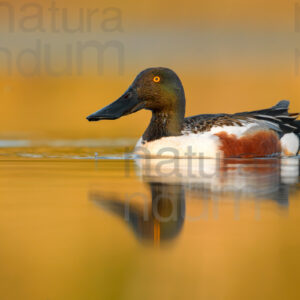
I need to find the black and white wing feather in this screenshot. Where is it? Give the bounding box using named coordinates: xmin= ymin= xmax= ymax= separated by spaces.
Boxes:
xmin=183 ymin=100 xmax=300 ymax=135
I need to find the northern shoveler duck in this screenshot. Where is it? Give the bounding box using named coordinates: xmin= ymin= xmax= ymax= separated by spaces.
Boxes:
xmin=87 ymin=67 xmax=300 ymax=158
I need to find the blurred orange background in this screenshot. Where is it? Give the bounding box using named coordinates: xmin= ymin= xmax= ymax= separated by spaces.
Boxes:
xmin=0 ymin=0 xmax=299 ymax=139
xmin=1 ymin=2 xmax=300 ymax=300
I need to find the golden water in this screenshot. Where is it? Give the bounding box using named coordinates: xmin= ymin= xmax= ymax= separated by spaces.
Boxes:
xmin=0 ymin=142 xmax=300 ymax=300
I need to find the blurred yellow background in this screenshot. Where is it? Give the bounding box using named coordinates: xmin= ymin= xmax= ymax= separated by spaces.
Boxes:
xmin=0 ymin=0 xmax=299 ymax=139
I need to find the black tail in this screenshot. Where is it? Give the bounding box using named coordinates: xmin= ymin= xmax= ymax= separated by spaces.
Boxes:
xmin=295 ymin=120 xmax=300 ymax=134
xmin=242 ymin=100 xmax=300 ymax=134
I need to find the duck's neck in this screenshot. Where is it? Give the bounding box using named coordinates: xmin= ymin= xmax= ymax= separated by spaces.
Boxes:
xmin=142 ymin=109 xmax=185 ymax=142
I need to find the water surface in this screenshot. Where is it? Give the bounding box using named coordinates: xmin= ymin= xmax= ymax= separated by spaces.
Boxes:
xmin=0 ymin=142 xmax=300 ymax=300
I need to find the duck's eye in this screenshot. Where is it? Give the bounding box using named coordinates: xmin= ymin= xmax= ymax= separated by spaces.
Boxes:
xmin=153 ymin=76 xmax=160 ymax=83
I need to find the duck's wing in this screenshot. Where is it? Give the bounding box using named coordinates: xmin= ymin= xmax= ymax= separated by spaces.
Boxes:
xmin=183 ymin=100 xmax=300 ymax=135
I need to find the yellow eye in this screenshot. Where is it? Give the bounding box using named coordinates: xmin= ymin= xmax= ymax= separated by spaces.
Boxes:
xmin=153 ymin=76 xmax=160 ymax=83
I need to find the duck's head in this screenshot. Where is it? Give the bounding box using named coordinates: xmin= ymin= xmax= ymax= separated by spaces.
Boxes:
xmin=86 ymin=67 xmax=185 ymax=122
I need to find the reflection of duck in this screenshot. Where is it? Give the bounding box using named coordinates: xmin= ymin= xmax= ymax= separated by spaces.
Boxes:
xmin=90 ymin=182 xmax=185 ymax=245
xmin=137 ymin=157 xmax=300 ymax=207
xmin=91 ymin=157 xmax=299 ymax=245
xmin=87 ymin=67 xmax=300 ymax=158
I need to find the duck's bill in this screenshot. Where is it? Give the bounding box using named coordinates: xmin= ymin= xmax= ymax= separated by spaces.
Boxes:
xmin=86 ymin=90 xmax=144 ymax=121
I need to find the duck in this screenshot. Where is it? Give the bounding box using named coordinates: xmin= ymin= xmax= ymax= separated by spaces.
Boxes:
xmin=86 ymin=67 xmax=300 ymax=158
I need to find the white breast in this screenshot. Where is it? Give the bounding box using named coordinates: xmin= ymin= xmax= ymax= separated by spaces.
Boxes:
xmin=135 ymin=133 xmax=221 ymax=158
